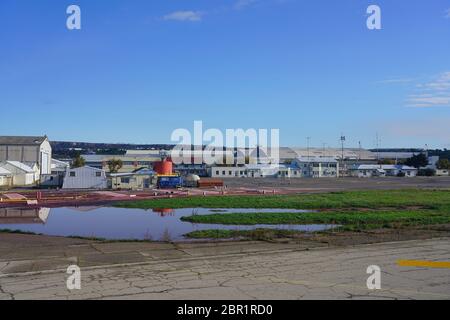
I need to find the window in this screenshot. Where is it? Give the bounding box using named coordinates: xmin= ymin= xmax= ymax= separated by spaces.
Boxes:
xmin=222 ymin=171 xmax=226 ymax=175
xmin=96 ymin=172 xmax=101 ymax=177
xmin=216 ymin=171 xmax=219 ymax=175
xmin=121 ymin=177 xmax=130 ymax=183
xmin=229 ymin=171 xmax=232 ymax=175
xmin=70 ymin=171 xmax=76 ymax=177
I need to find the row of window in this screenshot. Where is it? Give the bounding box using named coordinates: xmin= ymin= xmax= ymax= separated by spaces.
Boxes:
xmin=69 ymin=171 xmax=102 ymax=177
xmin=299 ymin=163 xmax=337 ymax=168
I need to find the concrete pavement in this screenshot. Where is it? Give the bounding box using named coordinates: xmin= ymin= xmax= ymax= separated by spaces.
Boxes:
xmin=0 ymin=235 xmax=449 ymax=300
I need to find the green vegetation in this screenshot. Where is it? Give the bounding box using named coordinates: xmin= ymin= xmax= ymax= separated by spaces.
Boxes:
xmin=116 ymin=189 xmax=450 ymax=239
xmin=115 ymin=189 xmax=450 ymax=210
xmin=186 ymin=229 xmax=301 ymax=240
xmin=181 ymin=209 xmax=450 ymax=231
xmin=107 ymin=158 xmax=123 ymax=173
xmin=0 ymin=229 xmax=42 ymax=235
xmin=405 ymin=153 xmax=429 ymax=169
xmin=437 ymin=159 xmax=450 ymax=170
xmin=71 ymin=153 xmax=86 ymax=168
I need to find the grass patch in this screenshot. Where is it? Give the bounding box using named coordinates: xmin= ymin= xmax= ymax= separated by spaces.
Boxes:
xmin=118 ymin=189 xmax=450 ymax=239
xmin=115 ymin=189 xmax=450 ymax=210
xmin=0 ymin=229 xmax=42 ymax=235
xmin=181 ymin=209 xmax=450 ymax=230
xmin=185 ymin=228 xmax=302 ymax=240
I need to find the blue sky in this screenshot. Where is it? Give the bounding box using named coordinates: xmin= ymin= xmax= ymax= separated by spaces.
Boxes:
xmin=1 ymin=0 xmax=450 ymax=149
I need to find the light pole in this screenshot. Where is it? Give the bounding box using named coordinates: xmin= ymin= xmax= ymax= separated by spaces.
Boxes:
xmin=306 ymin=137 xmax=311 ymax=159
xmin=340 ymin=135 xmax=346 ymax=177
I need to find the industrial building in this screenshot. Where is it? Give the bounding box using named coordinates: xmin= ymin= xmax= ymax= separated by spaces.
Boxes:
xmin=0 ymin=136 xmax=52 ymax=175
xmin=0 ymin=161 xmax=38 ymax=186
xmin=0 ymin=167 xmax=13 ymax=188
xmin=292 ymin=157 xmax=339 ymax=178
xmin=62 ymin=166 xmax=108 ymax=189
xmin=210 ymin=158 xmax=334 ymax=179
xmin=349 ymin=164 xmax=418 ymax=178
xmin=83 ymin=153 xmax=161 ymax=173
xmin=109 ymin=168 xmax=155 ymax=190
xmin=40 ymin=159 xmax=70 ymax=188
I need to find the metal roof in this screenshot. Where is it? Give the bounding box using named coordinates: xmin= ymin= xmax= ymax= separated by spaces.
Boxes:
xmin=0 ymin=136 xmax=47 ymax=146
xmin=0 ymin=167 xmax=12 ymax=175
xmin=296 ymin=156 xmax=338 ymax=163
xmin=1 ymin=161 xmax=35 ymax=173
xmin=351 ymin=164 xmax=418 ymax=170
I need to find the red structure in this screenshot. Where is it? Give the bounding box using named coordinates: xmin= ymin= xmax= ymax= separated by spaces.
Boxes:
xmin=153 ymin=158 xmax=173 ymax=175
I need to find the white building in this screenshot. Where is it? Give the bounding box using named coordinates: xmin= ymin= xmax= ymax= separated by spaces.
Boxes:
xmin=0 ymin=136 xmax=52 ymax=175
xmin=62 ymin=166 xmax=107 ymax=189
xmin=0 ymin=167 xmax=13 ymax=188
xmin=292 ymin=157 xmax=339 ymax=178
xmin=349 ymin=164 xmax=418 ymax=178
xmin=210 ymin=164 xmax=302 ymax=178
xmin=40 ymin=159 xmax=70 ymax=188
xmin=0 ymin=161 xmax=37 ymax=186
xmin=109 ymin=168 xmax=155 ymax=190
xmin=51 ymin=159 xmax=70 ymax=174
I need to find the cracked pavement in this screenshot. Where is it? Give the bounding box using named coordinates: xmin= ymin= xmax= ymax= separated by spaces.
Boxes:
xmin=0 ymin=233 xmax=449 ymax=300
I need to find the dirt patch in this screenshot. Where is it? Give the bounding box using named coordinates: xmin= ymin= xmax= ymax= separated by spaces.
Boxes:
xmin=278 ymin=224 xmax=450 ymax=247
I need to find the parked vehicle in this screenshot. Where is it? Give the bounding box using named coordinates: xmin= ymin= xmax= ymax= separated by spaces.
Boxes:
xmin=157 ymin=176 xmax=183 ymax=189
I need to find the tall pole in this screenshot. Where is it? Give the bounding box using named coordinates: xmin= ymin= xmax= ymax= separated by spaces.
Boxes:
xmin=376 ymin=133 xmax=380 ymax=162
xmin=340 ymin=134 xmax=346 ymax=177
xmin=358 ymin=141 xmax=362 ymax=161
xmin=307 ymin=137 xmax=311 ymax=159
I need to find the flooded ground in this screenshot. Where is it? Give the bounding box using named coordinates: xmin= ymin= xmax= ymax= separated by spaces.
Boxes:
xmin=0 ymin=206 xmax=337 ymax=241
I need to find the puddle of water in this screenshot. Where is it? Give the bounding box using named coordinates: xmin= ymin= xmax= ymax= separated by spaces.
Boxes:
xmin=0 ymin=207 xmax=336 ymax=241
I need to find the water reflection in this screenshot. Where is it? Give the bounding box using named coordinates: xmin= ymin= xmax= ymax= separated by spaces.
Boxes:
xmin=0 ymin=207 xmax=50 ymax=224
xmin=0 ymin=206 xmax=337 ymax=241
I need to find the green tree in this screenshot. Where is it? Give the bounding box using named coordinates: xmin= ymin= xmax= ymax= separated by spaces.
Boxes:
xmin=378 ymin=159 xmax=396 ymax=165
xmin=405 ymin=153 xmax=428 ymax=169
xmin=72 ymin=154 xmax=85 ymax=168
xmin=107 ymin=158 xmax=123 ymax=173
xmin=437 ymin=159 xmax=450 ymax=170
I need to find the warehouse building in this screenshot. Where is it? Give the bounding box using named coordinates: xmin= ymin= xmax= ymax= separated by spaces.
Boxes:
xmin=83 ymin=153 xmax=161 ymax=173
xmin=0 ymin=167 xmax=13 ymax=188
xmin=292 ymin=157 xmax=339 ymax=178
xmin=349 ymin=164 xmax=418 ymax=177
xmin=0 ymin=136 xmax=52 ymax=175
xmin=0 ymin=161 xmax=38 ymax=186
xmin=62 ymin=166 xmax=107 ymax=189
xmin=211 ymin=164 xmax=301 ymax=178
xmin=109 ymin=168 xmax=155 ymax=190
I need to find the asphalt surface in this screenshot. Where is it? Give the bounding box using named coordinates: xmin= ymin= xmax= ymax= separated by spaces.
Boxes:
xmin=223 ymin=176 xmax=450 ymax=192
xmin=0 ymin=234 xmax=449 ymax=300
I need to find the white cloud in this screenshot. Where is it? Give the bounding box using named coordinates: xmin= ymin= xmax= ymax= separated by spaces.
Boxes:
xmin=445 ymin=8 xmax=450 ymax=18
xmin=163 ymin=11 xmax=204 ymax=22
xmin=234 ymin=0 xmax=260 ymax=10
xmin=406 ymin=72 xmax=450 ymax=107
xmin=376 ymin=78 xmax=415 ymax=84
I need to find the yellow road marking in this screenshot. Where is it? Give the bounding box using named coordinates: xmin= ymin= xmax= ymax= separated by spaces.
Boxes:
xmin=397 ymin=260 xmax=450 ymax=269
